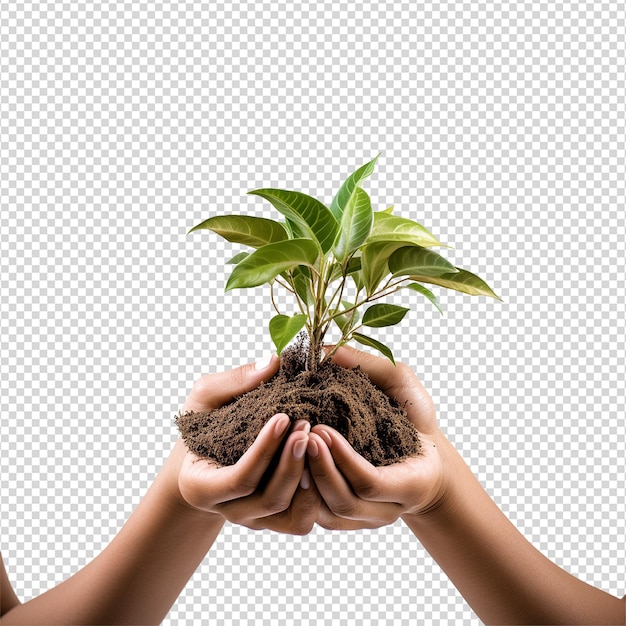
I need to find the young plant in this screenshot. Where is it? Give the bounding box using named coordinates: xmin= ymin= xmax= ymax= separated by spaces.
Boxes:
xmin=190 ymin=155 xmax=500 ymax=371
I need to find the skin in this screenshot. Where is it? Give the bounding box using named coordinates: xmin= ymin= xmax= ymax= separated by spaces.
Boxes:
xmin=2 ymin=346 xmax=624 ymax=624
xmin=0 ymin=354 xmax=320 ymax=625
xmin=307 ymin=345 xmax=626 ymax=625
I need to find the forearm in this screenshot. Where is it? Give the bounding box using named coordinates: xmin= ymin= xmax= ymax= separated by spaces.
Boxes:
xmin=1 ymin=441 xmax=224 ymax=625
xmin=403 ymin=435 xmax=625 ymax=625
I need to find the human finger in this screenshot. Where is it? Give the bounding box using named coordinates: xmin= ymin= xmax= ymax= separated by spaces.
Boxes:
xmin=229 ymin=412 xmax=295 ymax=496
xmin=179 ymin=412 xmax=291 ymax=510
xmin=312 ymin=425 xmax=420 ymax=505
xmin=315 ymin=500 xmax=389 ymax=531
xmin=290 ymin=419 xmax=311 ymax=433
xmin=241 ymin=472 xmax=321 ymax=535
xmin=307 ymin=432 xmax=402 ymax=524
xmin=216 ymin=428 xmax=309 ymax=520
xmin=310 ymin=425 xmax=382 ymax=499
xmin=181 ymin=353 xmax=280 ymax=413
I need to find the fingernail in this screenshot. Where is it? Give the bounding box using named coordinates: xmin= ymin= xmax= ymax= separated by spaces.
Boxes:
xmin=300 ymin=468 xmax=311 ymax=490
xmin=293 ymin=419 xmax=311 ymax=434
xmin=318 ymin=428 xmax=332 ymax=447
xmin=255 ymin=351 xmax=275 ymax=371
xmin=307 ymin=438 xmax=319 ymax=458
xmin=273 ymin=413 xmax=290 ymax=438
xmin=293 ymin=438 xmax=308 ymax=459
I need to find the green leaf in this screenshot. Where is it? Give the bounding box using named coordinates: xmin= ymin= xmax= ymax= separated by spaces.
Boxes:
xmin=329 ymin=154 xmax=379 ymax=222
xmin=362 ymin=303 xmax=410 ymax=328
xmin=388 ymin=246 xmax=458 ymax=278
xmin=332 ymin=301 xmax=360 ymax=333
xmin=227 ymin=251 xmax=250 ymax=264
xmin=402 ymin=283 xmax=443 ymax=315
xmin=289 ymin=266 xmax=314 ymax=307
xmin=189 ymin=215 xmax=288 ymax=248
xmin=350 ymin=269 xmax=365 ymax=292
xmin=333 ymin=186 xmax=373 ymax=261
xmin=408 ymin=268 xmax=502 ymax=300
xmin=353 ymin=332 xmax=396 ymax=365
xmin=248 ymin=189 xmax=338 ymax=253
xmin=225 ymin=239 xmax=319 ymax=291
xmin=341 ymin=300 xmax=360 ymax=323
xmin=360 ymin=242 xmax=405 ymax=295
xmin=269 ymin=314 xmax=308 ymax=355
xmin=329 ymin=256 xmax=362 ymax=282
xmin=366 ymin=213 xmax=443 ymax=248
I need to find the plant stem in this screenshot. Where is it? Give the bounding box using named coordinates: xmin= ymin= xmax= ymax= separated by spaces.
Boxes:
xmin=321 ymin=339 xmax=347 ymax=363
xmin=308 ymin=256 xmax=332 ymax=372
xmin=285 ymin=273 xmax=309 ymax=318
xmin=319 ymin=284 xmax=363 ymax=366
xmin=275 ymin=278 xmax=296 ymax=294
xmin=322 ymin=275 xmax=346 ymax=322
xmin=318 ymin=277 xmax=414 ymax=366
xmin=270 ymin=282 xmax=282 ymax=316
xmin=321 ymin=278 xmax=407 ymax=326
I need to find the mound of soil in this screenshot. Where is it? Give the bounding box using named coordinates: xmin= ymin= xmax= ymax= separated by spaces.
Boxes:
xmin=176 ymin=342 xmax=421 ymax=467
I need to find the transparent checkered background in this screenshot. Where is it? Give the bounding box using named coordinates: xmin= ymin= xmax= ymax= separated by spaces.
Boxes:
xmin=1 ymin=2 xmax=624 ymax=624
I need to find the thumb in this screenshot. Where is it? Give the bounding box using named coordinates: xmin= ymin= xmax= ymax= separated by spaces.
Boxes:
xmin=183 ymin=352 xmax=279 ymax=413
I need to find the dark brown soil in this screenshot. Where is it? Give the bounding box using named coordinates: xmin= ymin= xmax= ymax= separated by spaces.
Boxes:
xmin=176 ymin=341 xmax=421 ymax=467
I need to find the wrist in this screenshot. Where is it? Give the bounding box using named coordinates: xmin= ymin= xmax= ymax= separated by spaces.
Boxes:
xmin=161 ymin=439 xmax=225 ymax=526
xmin=402 ymin=433 xmax=464 ymax=528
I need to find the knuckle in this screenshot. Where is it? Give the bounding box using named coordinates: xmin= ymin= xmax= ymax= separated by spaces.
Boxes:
xmin=309 ymin=466 xmax=332 ymax=486
xmin=239 ymin=519 xmax=263 ymax=531
xmin=330 ymin=501 xmax=357 ymax=519
xmin=255 ymin=445 xmax=276 ymax=467
xmin=353 ymin=481 xmax=379 ymax=501
xmin=263 ymin=494 xmax=291 ymax=516
xmin=229 ymin=364 xmax=249 ymax=388
xmin=284 ymin=464 xmax=306 ymax=485
xmin=395 ymin=361 xmax=416 ymax=384
xmin=317 ymin=516 xmax=344 ymax=531
xmin=385 ymin=512 xmax=400 ymax=525
xmin=191 ymin=374 xmax=214 ymax=400
xmin=235 ymin=475 xmax=258 ymax=497
xmin=292 ymin=521 xmax=315 ymax=536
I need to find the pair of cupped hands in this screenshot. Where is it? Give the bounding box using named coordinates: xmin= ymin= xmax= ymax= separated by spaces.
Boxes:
xmin=170 ymin=346 xmax=448 ymax=534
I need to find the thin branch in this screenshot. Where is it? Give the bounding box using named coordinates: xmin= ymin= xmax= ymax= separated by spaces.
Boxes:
xmin=320 ymin=319 xmax=333 ymax=344
xmin=320 ymin=278 xmax=407 ymax=326
xmin=322 ymin=274 xmax=347 ymax=321
xmin=284 ymin=272 xmax=309 ymax=318
xmin=320 ymin=338 xmax=348 ymax=364
xmin=275 ymin=278 xmax=296 ymax=294
xmin=369 ymin=277 xmax=409 ymax=300
xmin=302 ymin=263 xmax=322 ymax=279
xmin=320 ymin=284 xmax=364 ymax=366
xmin=270 ymin=281 xmax=282 ymax=316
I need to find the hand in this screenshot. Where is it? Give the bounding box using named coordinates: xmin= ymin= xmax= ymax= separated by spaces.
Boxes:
xmin=171 ymin=356 xmax=320 ymax=535
xmin=307 ymin=346 xmax=449 ymax=530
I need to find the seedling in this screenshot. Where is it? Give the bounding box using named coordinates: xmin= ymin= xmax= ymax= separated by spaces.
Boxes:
xmin=189 ymin=155 xmax=500 ymax=371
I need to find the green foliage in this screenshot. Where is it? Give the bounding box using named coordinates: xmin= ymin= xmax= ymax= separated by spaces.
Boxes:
xmin=269 ymin=314 xmax=308 ymax=355
xmin=189 ymin=156 xmax=501 ymax=366
xmin=189 ymin=215 xmax=288 ymax=247
xmin=388 ymin=246 xmax=458 ymax=278
xmin=362 ymin=303 xmax=409 ymax=328
xmin=225 ymin=239 xmax=318 ymax=291
xmin=352 ymin=332 xmax=396 ymax=365
xmin=248 ymin=189 xmax=338 ymax=254
xmin=333 ymin=186 xmax=373 ymax=261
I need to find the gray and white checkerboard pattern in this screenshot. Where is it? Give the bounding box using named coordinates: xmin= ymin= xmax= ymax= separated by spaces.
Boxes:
xmin=1 ymin=2 xmax=624 ymax=624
